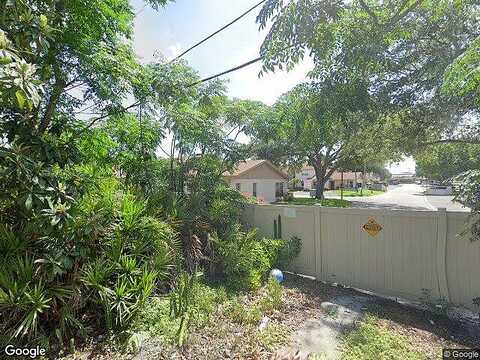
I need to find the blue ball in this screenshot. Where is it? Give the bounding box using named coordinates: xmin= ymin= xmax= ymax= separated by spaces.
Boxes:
xmin=269 ymin=268 xmax=284 ymax=283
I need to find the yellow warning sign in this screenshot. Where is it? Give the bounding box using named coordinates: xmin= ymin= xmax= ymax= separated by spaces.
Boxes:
xmin=362 ymin=218 xmax=383 ymax=237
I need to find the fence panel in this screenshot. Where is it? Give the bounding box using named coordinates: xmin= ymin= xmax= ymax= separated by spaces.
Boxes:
xmin=242 ymin=204 xmax=479 ymax=310
xmin=445 ymin=212 xmax=480 ymax=307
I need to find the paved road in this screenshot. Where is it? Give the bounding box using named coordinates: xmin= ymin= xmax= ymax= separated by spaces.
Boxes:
xmin=295 ymin=184 xmax=469 ymax=211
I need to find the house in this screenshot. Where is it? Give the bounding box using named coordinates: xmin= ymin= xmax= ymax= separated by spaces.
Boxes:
xmin=390 ymin=171 xmax=416 ymax=184
xmin=295 ymin=165 xmax=379 ymax=190
xmin=223 ymin=160 xmax=288 ymax=203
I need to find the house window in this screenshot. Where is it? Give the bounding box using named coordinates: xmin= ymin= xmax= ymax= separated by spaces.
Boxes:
xmin=235 ymin=183 xmax=241 ymax=191
xmin=275 ymin=182 xmax=284 ymax=197
xmin=252 ymin=183 xmax=257 ymax=197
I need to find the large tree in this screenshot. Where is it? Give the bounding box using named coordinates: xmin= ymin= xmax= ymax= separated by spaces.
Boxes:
xmin=256 ymin=0 xmax=480 ymax=147
xmin=250 ymin=78 xmax=389 ymax=198
xmin=415 ymin=143 xmax=480 ymax=182
xmin=255 ymin=0 xmax=480 ymax=237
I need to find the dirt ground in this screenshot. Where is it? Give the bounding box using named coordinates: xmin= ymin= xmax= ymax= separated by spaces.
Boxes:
xmin=63 ymin=274 xmax=480 ymax=360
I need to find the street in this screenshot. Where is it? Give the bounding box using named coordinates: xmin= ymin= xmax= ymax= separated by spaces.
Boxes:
xmin=295 ymin=184 xmax=469 ymax=211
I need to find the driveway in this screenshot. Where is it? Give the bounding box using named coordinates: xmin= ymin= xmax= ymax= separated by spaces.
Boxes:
xmin=295 ymin=184 xmax=469 ymax=211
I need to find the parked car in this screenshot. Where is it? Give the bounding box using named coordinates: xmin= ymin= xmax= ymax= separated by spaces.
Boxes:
xmin=424 ymin=185 xmax=453 ymax=196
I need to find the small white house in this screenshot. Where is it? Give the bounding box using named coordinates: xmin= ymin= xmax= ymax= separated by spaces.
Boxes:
xmin=223 ymin=160 xmax=288 ymax=203
xmin=295 ymin=165 xmax=379 ymax=190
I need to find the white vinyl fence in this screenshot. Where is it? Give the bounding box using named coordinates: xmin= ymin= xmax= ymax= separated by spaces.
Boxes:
xmin=243 ymin=204 xmax=480 ymax=310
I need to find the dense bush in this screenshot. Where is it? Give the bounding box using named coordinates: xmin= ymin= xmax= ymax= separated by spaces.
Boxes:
xmin=274 ymin=236 xmax=302 ymax=270
xmin=0 ymin=1 xmax=289 ymax=352
xmin=0 ymin=171 xmax=178 ymax=348
xmin=213 ymin=226 xmax=301 ymax=291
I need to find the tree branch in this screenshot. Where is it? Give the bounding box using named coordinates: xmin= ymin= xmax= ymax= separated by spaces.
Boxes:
xmin=386 ymin=0 xmax=425 ymax=28
xmin=76 ymin=101 xmax=141 ymax=136
xmin=420 ymin=138 xmax=480 ymax=146
xmin=359 ymin=0 xmax=379 ymax=25
xmin=39 ymin=79 xmax=66 ymax=133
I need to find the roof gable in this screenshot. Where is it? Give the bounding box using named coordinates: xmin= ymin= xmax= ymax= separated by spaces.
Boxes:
xmin=224 ymin=160 xmax=288 ymax=180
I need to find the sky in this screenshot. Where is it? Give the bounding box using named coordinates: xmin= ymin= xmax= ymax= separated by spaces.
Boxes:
xmin=130 ymin=0 xmax=415 ymax=174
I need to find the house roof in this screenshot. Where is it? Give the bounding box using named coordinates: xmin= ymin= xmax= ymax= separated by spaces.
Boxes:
xmin=305 ymin=171 xmax=378 ymax=181
xmin=223 ymin=159 xmax=288 ymax=179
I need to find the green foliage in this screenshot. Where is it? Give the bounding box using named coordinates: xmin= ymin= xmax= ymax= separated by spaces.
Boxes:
xmin=273 ymin=215 xmax=282 ymax=239
xmin=225 ymin=298 xmax=263 ymax=325
xmin=0 ymin=0 xmax=283 ymax=353
xmin=249 ymin=80 xmax=391 ymax=199
xmin=274 ymin=218 xmax=277 ymax=239
xmin=452 ymin=170 xmax=480 ymax=240
xmin=213 ymin=227 xmax=280 ymax=291
xmin=275 ymin=236 xmax=302 ymax=270
xmin=137 ymin=281 xmax=228 ymax=345
xmin=443 ymin=36 xmax=480 ymax=108
xmin=0 ymin=169 xmax=178 ymax=347
xmin=213 ymin=226 xmax=300 ymax=290
xmin=415 ymin=144 xmax=480 ymax=182
xmin=332 ymin=189 xmax=384 ymax=197
xmin=342 ymin=316 xmax=425 ymax=360
xmin=169 ymin=272 xmax=202 ymax=346
xmin=283 ymin=198 xmax=351 ymax=207
xmin=258 ymin=278 xmax=284 ymax=313
xmin=256 ymin=0 xmax=480 ymax=181
xmin=224 ymin=278 xmax=284 ymax=326
xmin=256 ymin=322 xmax=291 ymax=352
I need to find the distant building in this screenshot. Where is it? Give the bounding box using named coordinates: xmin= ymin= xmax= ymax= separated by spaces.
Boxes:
xmin=223 ymin=160 xmax=288 ymax=203
xmin=390 ymin=171 xmax=416 ymax=183
xmin=295 ymin=165 xmax=379 ymax=190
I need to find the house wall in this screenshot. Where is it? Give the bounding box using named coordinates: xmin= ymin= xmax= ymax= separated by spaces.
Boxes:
xmin=296 ymin=168 xmax=316 ymax=189
xmin=233 ymin=164 xmax=286 ymax=180
xmin=229 ymin=179 xmax=287 ymax=203
xmin=296 ymin=169 xmax=379 ymax=190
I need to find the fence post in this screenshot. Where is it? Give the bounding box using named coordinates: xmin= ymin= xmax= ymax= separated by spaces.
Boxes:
xmin=314 ymin=204 xmax=322 ymax=279
xmin=436 ymin=208 xmax=450 ymax=302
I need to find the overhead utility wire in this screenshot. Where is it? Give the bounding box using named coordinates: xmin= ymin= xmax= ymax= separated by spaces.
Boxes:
xmin=169 ymin=0 xmax=267 ymax=63
xmin=80 ymin=1 xmax=297 ymax=132
xmin=187 ymin=43 xmax=295 ymax=87
xmin=81 ymin=44 xmax=294 ymax=132
xmin=80 ymin=54 xmax=264 ymax=132
xmin=187 ymin=55 xmax=263 ymax=87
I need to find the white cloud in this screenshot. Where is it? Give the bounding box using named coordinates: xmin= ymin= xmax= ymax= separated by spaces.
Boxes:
xmin=388 ymin=157 xmax=416 ymax=174
xmin=226 ymin=56 xmax=314 ymax=105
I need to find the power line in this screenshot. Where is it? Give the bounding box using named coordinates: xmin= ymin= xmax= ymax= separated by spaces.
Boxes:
xmin=187 ymin=43 xmax=295 ymax=87
xmin=169 ymin=0 xmax=267 ymax=63
xmin=79 ymin=46 xmax=293 ymax=132
xmin=75 ymin=1 xmax=272 ymax=131
xmin=187 ymin=55 xmax=263 ymax=87
xmin=77 ymin=55 xmax=262 ymax=131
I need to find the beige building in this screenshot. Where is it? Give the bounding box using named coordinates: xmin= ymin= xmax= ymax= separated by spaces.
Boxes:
xmin=295 ymin=165 xmax=378 ymax=190
xmin=223 ymin=160 xmax=288 ymax=203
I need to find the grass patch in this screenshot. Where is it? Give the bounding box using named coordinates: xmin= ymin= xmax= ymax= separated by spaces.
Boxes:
xmin=342 ymin=315 xmax=425 ymax=360
xmin=136 ymin=282 xmax=228 ymax=343
xmin=332 ymin=189 xmax=384 ymax=197
xmin=226 ymin=278 xmax=284 ymax=325
xmin=283 ymin=198 xmax=351 ymax=207
xmin=256 ymin=322 xmax=291 ymax=352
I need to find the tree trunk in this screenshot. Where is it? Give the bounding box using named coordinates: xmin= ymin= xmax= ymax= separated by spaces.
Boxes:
xmin=340 ymin=169 xmax=344 ymax=200
xmin=313 ymin=163 xmax=327 ymax=199
xmin=39 ymin=57 xmax=65 ymax=133
xmin=361 ymin=164 xmax=366 ymax=196
xmin=39 ymin=81 xmax=65 ymax=133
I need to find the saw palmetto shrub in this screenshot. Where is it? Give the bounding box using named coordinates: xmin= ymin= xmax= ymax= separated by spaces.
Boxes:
xmin=0 ymin=172 xmax=178 ymax=349
xmin=212 ymin=226 xmax=300 ymax=291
